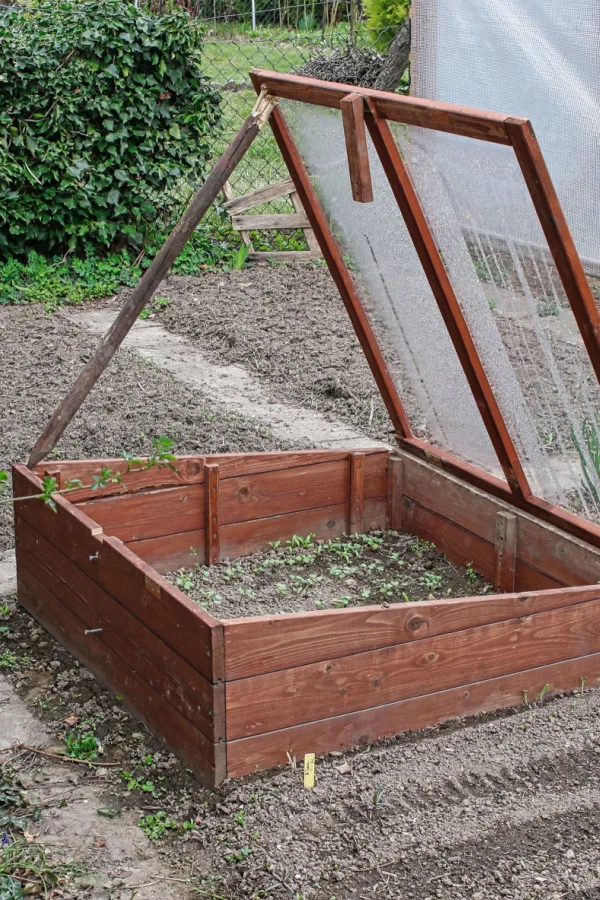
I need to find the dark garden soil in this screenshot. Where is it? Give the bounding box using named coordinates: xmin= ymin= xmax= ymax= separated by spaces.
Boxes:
xmin=0 ymin=305 xmax=292 ymax=552
xmin=166 ymin=530 xmax=488 ymax=619
xmin=146 ymin=266 xmax=395 ymax=442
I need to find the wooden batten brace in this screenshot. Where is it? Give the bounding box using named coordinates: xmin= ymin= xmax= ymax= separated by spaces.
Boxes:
xmin=494 ymin=511 xmax=517 ymax=593
xmin=205 ymin=463 xmax=221 ymax=566
xmin=349 ymin=453 xmax=365 ymax=534
xmin=27 ymin=90 xmax=279 ymax=468
xmin=340 ymin=93 xmax=374 ymax=204
xmin=386 ymin=454 xmax=403 ymax=530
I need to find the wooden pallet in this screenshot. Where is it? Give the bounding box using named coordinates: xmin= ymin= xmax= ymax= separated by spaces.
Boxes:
xmin=223 ymin=178 xmax=322 ymax=262
xmin=14 ymin=448 xmax=600 ymax=785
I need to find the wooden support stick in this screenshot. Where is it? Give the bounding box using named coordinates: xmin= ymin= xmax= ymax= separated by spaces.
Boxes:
xmin=340 ymin=93 xmax=374 ymax=203
xmin=494 ymin=511 xmax=517 ymax=593
xmin=28 ymin=90 xmax=278 ymax=468
xmin=205 ymin=464 xmax=221 ymax=566
xmin=386 ymin=454 xmax=403 ymax=531
xmin=349 ymin=453 xmax=365 ymax=534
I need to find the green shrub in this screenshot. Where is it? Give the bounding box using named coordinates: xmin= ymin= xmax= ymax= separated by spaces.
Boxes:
xmin=0 ymin=0 xmax=221 ymax=256
xmin=364 ymin=0 xmax=410 ymax=51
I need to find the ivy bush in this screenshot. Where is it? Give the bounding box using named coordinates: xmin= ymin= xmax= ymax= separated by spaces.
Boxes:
xmin=0 ymin=0 xmax=221 ymax=255
xmin=365 ymin=0 xmax=410 ymax=51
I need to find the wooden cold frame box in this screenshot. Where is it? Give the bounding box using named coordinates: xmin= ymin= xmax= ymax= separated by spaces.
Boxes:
xmin=13 ymin=447 xmax=600 ymax=786
xmin=14 ymin=71 xmax=600 ymax=785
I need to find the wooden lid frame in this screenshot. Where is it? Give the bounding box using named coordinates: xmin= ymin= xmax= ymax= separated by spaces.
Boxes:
xmin=249 ymin=69 xmax=600 ymax=550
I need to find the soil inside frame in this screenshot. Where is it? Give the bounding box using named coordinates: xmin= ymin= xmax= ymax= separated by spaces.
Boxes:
xmin=165 ymin=528 xmax=489 ymax=619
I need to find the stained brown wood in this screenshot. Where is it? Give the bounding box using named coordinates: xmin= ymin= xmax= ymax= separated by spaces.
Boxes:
xmin=506 ymin=118 xmax=600 ymax=388
xmin=15 ymin=516 xmax=222 ymax=740
xmin=17 ymin=564 xmax=224 ymax=786
xmin=349 ymin=452 xmax=365 ymax=533
xmin=266 ymin=101 xmax=412 ymax=439
xmin=365 ymin=108 xmax=529 ymax=498
xmin=400 ymin=452 xmax=600 ymax=587
xmin=205 ymin=463 xmax=221 ymax=566
xmin=340 ymin=93 xmax=374 ymax=203
xmin=13 ymin=465 xmax=220 ymax=681
xmin=27 ymin=92 xmax=278 ymax=467
xmin=226 ymin=651 xmax=600 ymax=777
xmin=386 ymin=455 xmax=403 ymax=530
xmin=78 ymin=454 xmax=388 ymax=543
xmin=127 ymin=497 xmax=387 ymax=573
xmin=232 ymin=213 xmax=310 ymax=231
xmin=50 ymin=450 xmax=382 ymax=504
xmin=250 ymin=70 xmax=516 ymax=144
xmin=495 ymin=512 xmax=517 ymax=593
xmin=223 ymin=178 xmax=296 ymax=214
xmin=400 ymin=434 xmax=600 ymax=554
xmin=223 ymin=582 xmax=600 ymax=681
xmin=225 ymin=594 xmax=600 ymax=738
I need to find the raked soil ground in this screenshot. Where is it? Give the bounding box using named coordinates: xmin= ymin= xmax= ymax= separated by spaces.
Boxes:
xmin=1 ymin=265 xmax=600 ymax=899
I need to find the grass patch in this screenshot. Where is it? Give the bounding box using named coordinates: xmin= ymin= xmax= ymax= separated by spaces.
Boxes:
xmin=0 ymin=219 xmax=245 ymax=310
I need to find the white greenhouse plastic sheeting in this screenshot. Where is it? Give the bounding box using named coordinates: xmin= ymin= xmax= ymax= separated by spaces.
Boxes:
xmin=411 ymin=0 xmax=600 ymax=268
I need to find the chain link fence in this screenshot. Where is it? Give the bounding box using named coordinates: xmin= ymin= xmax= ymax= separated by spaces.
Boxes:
xmin=197 ymin=1 xmax=405 ymax=219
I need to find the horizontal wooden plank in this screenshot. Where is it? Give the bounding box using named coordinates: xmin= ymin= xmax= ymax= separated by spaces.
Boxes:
xmin=127 ymin=497 xmax=387 ymax=573
xmin=225 ymin=595 xmax=600 ymax=738
xmin=232 ymin=213 xmax=309 ymax=231
xmin=401 ymin=452 xmax=600 ymax=587
xmin=33 ymin=456 xmax=205 ymax=503
xmin=17 ymin=564 xmax=224 ymax=786
xmin=223 ymin=583 xmax=600 ymax=680
xmin=226 ymin=651 xmax=600 ymax=777
xmin=250 ymin=70 xmax=516 ymax=145
xmin=78 ymin=454 xmax=388 ymax=544
xmin=37 ymin=450 xmax=381 ymax=504
xmin=223 ymin=178 xmax=296 ymax=214
xmin=15 ymin=517 xmax=221 ymax=741
xmin=12 ymin=465 xmax=220 ymax=681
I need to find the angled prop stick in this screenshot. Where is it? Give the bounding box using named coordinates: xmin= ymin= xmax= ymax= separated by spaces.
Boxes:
xmin=28 ymin=89 xmax=278 ymax=468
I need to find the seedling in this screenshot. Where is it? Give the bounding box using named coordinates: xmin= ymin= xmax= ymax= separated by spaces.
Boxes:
xmin=138 ymin=811 xmax=178 ymax=840
xmin=465 ymin=562 xmax=478 ymax=583
xmin=234 ymin=808 xmax=246 ymax=827
xmin=420 ymin=572 xmax=442 ymax=590
xmin=0 ymin=651 xmax=18 ymax=670
xmin=224 ymin=847 xmax=252 ymax=864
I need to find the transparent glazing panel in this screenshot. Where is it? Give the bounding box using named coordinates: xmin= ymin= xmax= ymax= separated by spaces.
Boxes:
xmin=280 ymin=99 xmax=503 ymax=477
xmin=395 ymin=126 xmax=600 ymax=522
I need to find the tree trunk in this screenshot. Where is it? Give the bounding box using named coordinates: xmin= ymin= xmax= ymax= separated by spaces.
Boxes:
xmin=374 ymin=18 xmax=411 ymax=93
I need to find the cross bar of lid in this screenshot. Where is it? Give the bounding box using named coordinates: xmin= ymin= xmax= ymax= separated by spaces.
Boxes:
xmin=250 ymin=69 xmax=528 ymax=144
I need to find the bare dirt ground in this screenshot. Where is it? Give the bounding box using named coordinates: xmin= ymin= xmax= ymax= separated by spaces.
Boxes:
xmin=2 ymin=266 xmax=600 ymax=899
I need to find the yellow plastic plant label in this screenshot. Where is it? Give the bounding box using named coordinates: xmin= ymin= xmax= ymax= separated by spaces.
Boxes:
xmin=303 ymin=753 xmax=315 ymax=789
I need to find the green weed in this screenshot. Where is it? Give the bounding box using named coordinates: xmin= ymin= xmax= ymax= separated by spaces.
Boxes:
xmin=64 ymin=731 xmax=101 ymax=762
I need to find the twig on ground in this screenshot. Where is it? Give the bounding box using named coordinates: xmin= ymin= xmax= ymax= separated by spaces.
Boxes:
xmin=19 ymin=745 xmax=120 ymax=767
